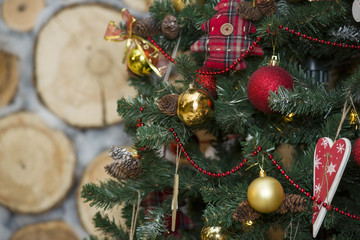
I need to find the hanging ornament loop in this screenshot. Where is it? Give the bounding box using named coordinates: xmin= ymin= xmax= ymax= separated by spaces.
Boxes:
xmin=104 ymin=9 xmax=164 ymax=77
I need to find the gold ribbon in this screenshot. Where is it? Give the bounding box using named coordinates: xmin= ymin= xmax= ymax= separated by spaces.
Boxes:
xmin=104 ymin=9 xmax=163 ymax=77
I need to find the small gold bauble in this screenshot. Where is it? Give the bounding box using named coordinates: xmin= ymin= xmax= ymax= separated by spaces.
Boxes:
xmin=173 ymin=0 xmax=186 ymax=11
xmin=128 ymin=146 xmax=139 ymax=158
xmin=177 ymin=86 xmax=214 ymax=126
xmin=201 ymin=226 xmax=227 ymax=240
xmin=349 ymin=109 xmax=358 ymax=125
xmin=127 ymin=47 xmax=151 ymax=76
xmin=247 ymin=170 xmax=284 ymax=213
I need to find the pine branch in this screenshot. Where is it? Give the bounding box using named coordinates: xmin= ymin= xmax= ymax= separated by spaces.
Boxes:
xmin=81 ymin=180 xmax=139 ymax=210
xmin=269 ymin=85 xmax=341 ymax=116
xmin=330 ymin=25 xmax=360 ymax=44
xmin=135 ymin=207 xmax=169 ymax=240
xmin=93 ymin=212 xmax=128 ymax=239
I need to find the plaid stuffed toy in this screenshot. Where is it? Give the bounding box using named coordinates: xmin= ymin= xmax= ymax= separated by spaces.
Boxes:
xmin=191 ymin=0 xmax=263 ymax=70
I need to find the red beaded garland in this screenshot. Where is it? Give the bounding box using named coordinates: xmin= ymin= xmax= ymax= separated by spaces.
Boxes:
xmin=277 ymin=26 xmax=360 ymax=49
xmin=313 ymin=205 xmax=319 ymax=212
xmin=136 ymin=107 xmax=360 ymax=220
xmin=326 ymin=205 xmax=333 ymax=211
xmin=193 ymin=37 xmax=261 ymax=75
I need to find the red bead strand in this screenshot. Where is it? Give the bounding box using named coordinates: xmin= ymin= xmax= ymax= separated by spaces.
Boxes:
xmin=147 ymin=37 xmax=262 ymax=76
xmin=136 ymin=108 xmax=360 ymax=220
xmin=277 ymin=25 xmax=360 ymax=49
xmin=147 ymin=37 xmax=177 ymax=64
xmin=267 ymin=152 xmax=360 ymax=221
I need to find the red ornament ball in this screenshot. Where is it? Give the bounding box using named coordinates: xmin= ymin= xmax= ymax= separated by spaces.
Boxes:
xmin=352 ymin=138 xmax=360 ymax=166
xmin=247 ymin=66 xmax=294 ymax=113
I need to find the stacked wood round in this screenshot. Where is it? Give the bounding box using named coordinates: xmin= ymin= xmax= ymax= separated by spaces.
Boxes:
xmin=35 ymin=4 xmax=137 ymax=128
xmin=0 ymin=112 xmax=76 ymax=213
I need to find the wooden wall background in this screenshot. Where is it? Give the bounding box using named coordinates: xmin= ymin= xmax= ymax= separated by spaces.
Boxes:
xmin=0 ymin=0 xmax=150 ymax=239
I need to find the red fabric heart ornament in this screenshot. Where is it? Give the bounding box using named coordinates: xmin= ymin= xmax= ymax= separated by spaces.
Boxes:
xmin=313 ymin=137 xmax=351 ymax=237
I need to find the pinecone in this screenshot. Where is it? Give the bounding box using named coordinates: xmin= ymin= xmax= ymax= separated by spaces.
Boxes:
xmin=161 ymin=15 xmax=180 ymax=40
xmin=233 ymin=200 xmax=261 ymax=223
xmin=105 ymin=146 xmax=142 ymax=179
xmin=109 ymin=146 xmax=131 ymax=161
xmin=133 ymin=17 xmax=161 ymax=37
xmin=158 ymin=94 xmax=179 ymax=116
xmin=276 ymin=194 xmax=307 ymax=214
xmin=257 ymin=0 xmax=277 ymax=16
xmin=237 ymin=1 xmax=263 ymax=21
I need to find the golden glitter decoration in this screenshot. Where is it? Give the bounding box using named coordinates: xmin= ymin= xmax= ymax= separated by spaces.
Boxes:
xmin=349 ymin=109 xmax=358 ymax=125
xmin=282 ymin=112 xmax=295 ymax=123
xmin=201 ymin=226 xmax=227 ymax=240
xmin=177 ymin=85 xmax=214 ymax=126
xmin=247 ymin=170 xmax=284 ymax=213
xmin=245 ymin=220 xmax=254 ymax=226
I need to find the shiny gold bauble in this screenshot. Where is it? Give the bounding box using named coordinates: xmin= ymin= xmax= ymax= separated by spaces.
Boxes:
xmin=173 ymin=0 xmax=186 ymax=11
xmin=247 ymin=170 xmax=284 ymax=213
xmin=201 ymin=226 xmax=227 ymax=240
xmin=177 ymin=86 xmax=214 ymax=126
xmin=128 ymin=146 xmax=139 ymax=158
xmin=127 ymin=47 xmax=151 ymax=76
xmin=349 ymin=109 xmax=358 ymax=125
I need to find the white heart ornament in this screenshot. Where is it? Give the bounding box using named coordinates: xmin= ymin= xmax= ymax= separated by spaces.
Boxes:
xmin=353 ymin=0 xmax=360 ymax=22
xmin=313 ymin=137 xmax=351 ymax=238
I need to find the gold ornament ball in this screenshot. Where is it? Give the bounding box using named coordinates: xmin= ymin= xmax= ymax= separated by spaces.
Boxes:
xmin=173 ymin=0 xmax=186 ymax=11
xmin=177 ymin=86 xmax=214 ymax=126
xmin=128 ymin=146 xmax=139 ymax=159
xmin=247 ymin=170 xmax=284 ymax=213
xmin=127 ymin=47 xmax=151 ymax=76
xmin=201 ymin=226 xmax=227 ymax=240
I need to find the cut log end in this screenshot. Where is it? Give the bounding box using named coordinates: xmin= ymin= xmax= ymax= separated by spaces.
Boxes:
xmin=0 ymin=112 xmax=76 ymax=214
xmin=35 ymin=4 xmax=137 ymax=128
xmin=10 ymin=221 xmax=79 ymax=240
xmin=122 ymin=0 xmax=153 ymax=13
xmin=2 ymin=0 xmax=45 ymax=32
xmin=0 ymin=51 xmax=18 ymax=108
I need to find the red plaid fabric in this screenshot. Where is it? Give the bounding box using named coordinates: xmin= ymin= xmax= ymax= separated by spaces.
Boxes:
xmin=191 ymin=0 xmax=263 ymax=70
xmin=141 ymin=190 xmax=195 ymax=237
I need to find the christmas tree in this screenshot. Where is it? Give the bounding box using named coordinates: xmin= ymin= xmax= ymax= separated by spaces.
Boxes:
xmin=81 ymin=0 xmax=360 ymax=239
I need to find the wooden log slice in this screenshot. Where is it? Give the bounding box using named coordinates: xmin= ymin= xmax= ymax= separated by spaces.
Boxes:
xmin=11 ymin=220 xmax=78 ymax=240
xmin=2 ymin=0 xmax=45 ymax=32
xmin=0 ymin=51 xmax=18 ymax=108
xmin=35 ymin=4 xmax=137 ymax=128
xmin=0 ymin=112 xmax=76 ymax=213
xmin=77 ymin=150 xmax=127 ymax=236
xmin=122 ymin=0 xmax=153 ymax=13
